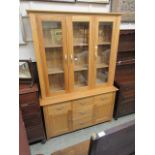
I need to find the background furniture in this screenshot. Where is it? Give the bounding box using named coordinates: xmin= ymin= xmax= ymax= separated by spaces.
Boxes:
xmin=29 ymin=11 xmax=121 ymax=138
xmin=19 ymin=110 xmax=31 ymax=155
xmin=114 ymin=30 xmax=135 ymax=119
xmin=52 ymin=120 xmax=135 ymax=155
xmin=19 ymin=84 xmax=46 ymax=143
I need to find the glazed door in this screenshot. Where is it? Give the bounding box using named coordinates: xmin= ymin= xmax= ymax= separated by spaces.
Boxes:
xmin=38 ymin=15 xmax=69 ymax=96
xmin=93 ymin=16 xmax=116 ymax=87
xmin=67 ymin=16 xmax=93 ymax=91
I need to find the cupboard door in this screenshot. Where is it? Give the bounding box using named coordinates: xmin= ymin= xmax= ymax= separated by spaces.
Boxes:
xmin=44 ymin=102 xmax=72 ymax=138
xmin=67 ymin=16 xmax=93 ymax=91
xmin=94 ymin=92 xmax=115 ymax=123
xmin=94 ymin=17 xmax=116 ymax=87
xmin=38 ymin=15 xmax=69 ymax=96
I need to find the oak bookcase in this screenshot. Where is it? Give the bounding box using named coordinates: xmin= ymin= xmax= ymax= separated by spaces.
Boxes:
xmin=28 ymin=10 xmax=121 ymax=139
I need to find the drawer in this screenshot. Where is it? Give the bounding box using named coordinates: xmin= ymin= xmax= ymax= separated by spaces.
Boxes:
xmin=47 ymin=102 xmax=71 ymax=115
xmin=23 ymin=114 xmax=42 ymax=128
xmin=122 ymin=87 xmax=135 ymax=92
xmin=94 ymin=93 xmax=114 ymax=105
xmin=73 ymin=117 xmax=92 ymax=130
xmin=72 ymin=106 xmax=93 ymax=120
xmin=26 ymin=125 xmax=44 ymax=143
xmin=20 ymin=92 xmax=37 ymax=104
xmin=72 ymin=97 xmax=94 ymax=110
xmin=20 ymin=102 xmax=40 ymax=117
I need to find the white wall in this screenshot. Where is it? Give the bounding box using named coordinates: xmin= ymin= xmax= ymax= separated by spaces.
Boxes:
xmin=19 ymin=1 xmax=135 ymax=61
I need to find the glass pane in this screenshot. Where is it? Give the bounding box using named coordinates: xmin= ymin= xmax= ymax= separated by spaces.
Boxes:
xmin=73 ymin=22 xmax=89 ymax=88
xmin=98 ymin=22 xmax=112 ymax=43
xmin=96 ymin=22 xmax=113 ymax=85
xmin=96 ymin=68 xmax=108 ymax=84
xmin=42 ymin=21 xmax=65 ymax=92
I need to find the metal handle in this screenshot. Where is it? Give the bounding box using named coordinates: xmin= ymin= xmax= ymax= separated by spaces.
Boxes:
xmin=64 ymin=54 xmax=67 ymax=62
xmin=70 ymin=54 xmax=73 ymax=62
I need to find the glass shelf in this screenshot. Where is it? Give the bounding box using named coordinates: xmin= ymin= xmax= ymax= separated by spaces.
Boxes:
xmin=73 ymin=43 xmax=88 ymax=47
xmin=74 ymin=65 xmax=88 ymax=71
xmin=48 ymin=68 xmax=64 ymax=75
xmin=96 ymin=63 xmax=109 ymax=69
xmin=97 ymin=42 xmax=111 ymax=46
xmin=45 ymin=45 xmax=62 ymax=48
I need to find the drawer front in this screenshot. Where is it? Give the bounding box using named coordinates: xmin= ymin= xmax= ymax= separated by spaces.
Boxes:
xmin=94 ymin=92 xmax=115 ymax=123
xmin=20 ymin=102 xmax=40 ymax=117
xmin=23 ymin=114 xmax=42 ymax=128
xmin=26 ymin=125 xmax=44 ymax=143
xmin=47 ymin=102 xmax=71 ymax=115
xmin=73 ymin=116 xmax=92 ymax=130
xmin=94 ymin=93 xmax=113 ymax=105
xmin=20 ymin=92 xmax=37 ymax=104
xmin=72 ymin=97 xmax=94 ymax=110
xmin=73 ymin=106 xmax=93 ymax=120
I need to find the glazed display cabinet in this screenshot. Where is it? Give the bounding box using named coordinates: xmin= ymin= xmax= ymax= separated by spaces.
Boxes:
xmin=29 ymin=10 xmax=121 ymax=138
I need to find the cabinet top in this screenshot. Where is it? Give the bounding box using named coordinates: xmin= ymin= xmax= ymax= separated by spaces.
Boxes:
xmin=27 ymin=10 xmax=122 ymax=16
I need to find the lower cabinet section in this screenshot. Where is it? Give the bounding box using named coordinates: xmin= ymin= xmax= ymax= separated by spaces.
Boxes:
xmin=94 ymin=93 xmax=114 ymax=124
xmin=44 ymin=102 xmax=72 ymax=137
xmin=43 ymin=92 xmax=116 ymax=139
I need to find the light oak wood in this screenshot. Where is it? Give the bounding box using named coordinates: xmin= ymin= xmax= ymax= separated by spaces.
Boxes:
xmin=29 ymin=11 xmax=121 ymax=139
xmin=27 ymin=10 xmax=121 ymax=16
xmin=94 ymin=92 xmax=116 ymax=124
xmin=29 ymin=14 xmax=47 ymax=98
xmin=44 ymin=102 xmax=72 ymax=138
xmin=37 ymin=15 xmax=69 ymax=96
xmin=43 ymin=91 xmax=116 ymax=138
xmin=40 ymin=86 xmax=118 ymax=106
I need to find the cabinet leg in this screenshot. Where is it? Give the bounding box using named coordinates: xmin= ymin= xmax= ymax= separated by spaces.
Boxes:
xmin=114 ymin=117 xmax=118 ymax=120
xmin=41 ymin=139 xmax=46 ymax=144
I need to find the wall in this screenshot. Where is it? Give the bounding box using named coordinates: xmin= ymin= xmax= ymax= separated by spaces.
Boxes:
xmin=19 ymin=1 xmax=135 ymax=61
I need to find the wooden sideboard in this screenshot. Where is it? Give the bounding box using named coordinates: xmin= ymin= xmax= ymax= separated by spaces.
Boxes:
xmin=19 ymin=84 xmax=46 ymax=143
xmin=28 ymin=11 xmax=121 ymax=138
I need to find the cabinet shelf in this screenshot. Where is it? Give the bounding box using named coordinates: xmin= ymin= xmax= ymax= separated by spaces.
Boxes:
xmin=48 ymin=68 xmax=64 ymax=75
xmin=96 ymin=63 xmax=109 ymax=69
xmin=74 ymin=65 xmax=88 ymax=71
xmin=45 ymin=45 xmax=62 ymax=48
xmin=98 ymin=42 xmax=111 ymax=46
xmin=74 ymin=43 xmax=88 ymax=46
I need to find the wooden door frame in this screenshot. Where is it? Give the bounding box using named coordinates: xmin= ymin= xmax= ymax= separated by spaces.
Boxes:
xmin=93 ymin=15 xmax=121 ymax=88
xmin=36 ymin=14 xmax=69 ymax=96
xmin=66 ymin=15 xmax=94 ymax=92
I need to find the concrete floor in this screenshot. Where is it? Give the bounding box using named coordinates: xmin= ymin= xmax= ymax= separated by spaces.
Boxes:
xmin=30 ymin=114 xmax=135 ymax=155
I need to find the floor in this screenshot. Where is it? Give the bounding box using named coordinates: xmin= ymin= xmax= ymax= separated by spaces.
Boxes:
xmin=30 ymin=114 xmax=135 ymax=155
